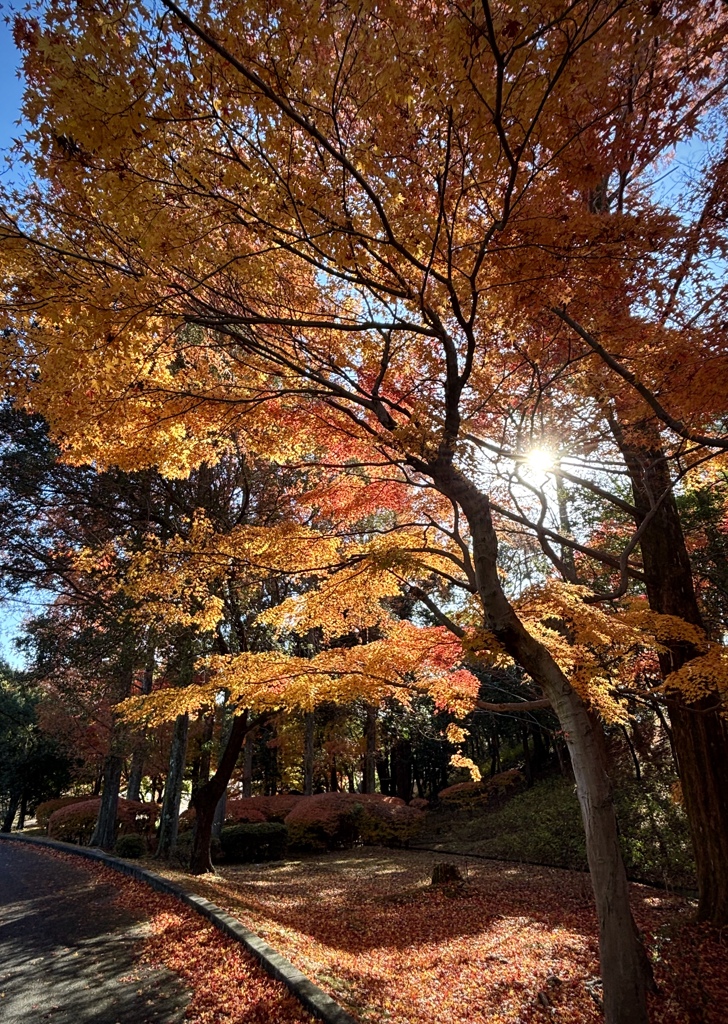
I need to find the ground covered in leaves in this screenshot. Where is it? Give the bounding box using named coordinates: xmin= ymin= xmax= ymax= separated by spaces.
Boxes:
xmin=153 ymin=849 xmax=726 ymax=1024
xmin=45 ymin=849 xmax=315 ymax=1024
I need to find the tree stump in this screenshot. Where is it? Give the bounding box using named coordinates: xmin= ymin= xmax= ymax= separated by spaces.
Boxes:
xmin=431 ymin=862 xmax=462 ymax=885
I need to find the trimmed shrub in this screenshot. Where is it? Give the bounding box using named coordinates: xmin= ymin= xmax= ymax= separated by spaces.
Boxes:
xmin=35 ymin=795 xmax=92 ymax=830
xmin=284 ymin=793 xmax=360 ymax=851
xmin=355 ymin=798 xmax=425 ymax=847
xmin=409 ymin=797 xmax=430 ymax=811
xmin=246 ymin=794 xmax=303 ymax=822
xmin=114 ymin=833 xmax=146 ymax=859
xmin=219 ymin=822 xmax=288 ymax=862
xmin=48 ymin=797 xmax=158 ymax=845
xmin=438 ymin=769 xmax=524 ymax=808
xmin=48 ymin=800 xmax=100 ymax=844
xmin=224 ymin=799 xmax=267 ymax=825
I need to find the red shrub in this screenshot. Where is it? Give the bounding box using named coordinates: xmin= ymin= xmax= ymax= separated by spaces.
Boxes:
xmin=438 ymin=769 xmax=524 ymax=806
xmin=284 ymin=792 xmax=425 ymax=850
xmin=409 ymin=797 xmax=430 ymax=811
xmin=35 ymin=795 xmax=93 ymax=830
xmin=246 ymin=794 xmax=303 ymax=822
xmin=48 ymin=797 xmax=158 ymax=844
xmin=224 ymin=799 xmax=267 ymax=824
xmin=285 ymin=793 xmax=359 ymax=850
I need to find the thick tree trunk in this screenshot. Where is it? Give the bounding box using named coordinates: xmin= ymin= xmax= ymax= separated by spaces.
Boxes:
xmin=156 ymin=712 xmax=189 ymax=860
xmin=126 ymin=658 xmax=155 ymax=802
xmin=303 ymin=711 xmax=315 ymax=796
xmin=189 ymin=712 xmax=250 ymax=875
xmin=363 ymin=704 xmax=377 ymax=794
xmin=615 ymin=418 xmax=728 ymax=924
xmin=432 ymin=460 xmax=650 ymax=1024
xmin=90 ymin=753 xmax=123 ymax=850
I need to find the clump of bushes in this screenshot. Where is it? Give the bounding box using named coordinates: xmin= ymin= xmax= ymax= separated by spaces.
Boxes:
xmin=219 ymin=822 xmax=288 ymax=862
xmin=438 ymin=769 xmax=524 ymax=809
xmin=48 ymin=797 xmax=158 ymax=845
xmin=224 ymin=799 xmax=268 ymax=825
xmin=35 ymin=795 xmax=92 ymax=830
xmin=114 ymin=833 xmax=147 ymax=859
xmin=283 ymin=792 xmax=425 ymax=851
xmin=284 ymin=792 xmax=360 ymax=851
xmin=244 ymin=794 xmax=302 ymax=822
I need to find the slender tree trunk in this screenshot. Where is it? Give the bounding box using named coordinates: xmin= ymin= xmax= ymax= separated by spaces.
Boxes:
xmin=432 ymin=460 xmax=651 ymax=1024
xmin=243 ymin=730 xmax=255 ymax=798
xmin=376 ymin=752 xmax=390 ymax=794
xmin=522 ymin=726 xmax=533 ymax=787
xmin=391 ymin=738 xmax=413 ymax=802
xmin=212 ymin=791 xmax=226 ymax=839
xmin=614 ymin=416 xmax=728 ymax=924
xmin=363 ymin=704 xmax=377 ymax=794
xmin=191 ymin=712 xmax=215 ymax=801
xmin=90 ymin=752 xmax=123 ymax=850
xmin=156 ymin=712 xmax=189 ymax=860
xmin=189 ymin=712 xmax=250 ymax=875
xmin=17 ymin=792 xmax=27 ymax=831
xmin=1 ymin=793 xmax=19 ymax=833
xmin=303 ymin=711 xmax=315 ymax=796
xmin=126 ymin=657 xmax=155 ymax=802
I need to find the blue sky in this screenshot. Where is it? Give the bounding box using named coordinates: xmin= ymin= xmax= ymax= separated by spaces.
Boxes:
xmin=0 ymin=17 xmax=28 ymax=668
xmin=0 ymin=16 xmax=25 ymax=156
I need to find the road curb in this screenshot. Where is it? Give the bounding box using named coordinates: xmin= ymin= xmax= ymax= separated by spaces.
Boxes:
xmin=0 ymin=833 xmax=357 ymax=1024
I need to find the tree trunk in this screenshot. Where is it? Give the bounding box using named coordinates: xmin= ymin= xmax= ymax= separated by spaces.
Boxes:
xmin=391 ymin=738 xmax=413 ymax=802
xmin=191 ymin=712 xmax=215 ymax=801
xmin=376 ymin=752 xmax=390 ymax=794
xmin=1 ymin=793 xmax=19 ymax=833
xmin=522 ymin=726 xmax=533 ymax=787
xmin=17 ymin=792 xmax=27 ymax=831
xmin=432 ymin=460 xmax=650 ymax=1024
xmin=189 ymin=712 xmax=250 ymax=875
xmin=303 ymin=711 xmax=315 ymax=796
xmin=614 ymin=417 xmax=728 ymax=924
xmin=363 ymin=704 xmax=377 ymax=794
xmin=156 ymin=712 xmax=189 ymax=860
xmin=212 ymin=791 xmax=226 ymax=839
xmin=242 ymin=730 xmax=255 ymax=798
xmin=126 ymin=657 xmax=155 ymax=802
xmin=90 ymin=753 xmax=123 ymax=850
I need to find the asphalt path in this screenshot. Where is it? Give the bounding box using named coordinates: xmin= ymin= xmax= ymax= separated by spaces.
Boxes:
xmin=0 ymin=841 xmax=190 ymax=1024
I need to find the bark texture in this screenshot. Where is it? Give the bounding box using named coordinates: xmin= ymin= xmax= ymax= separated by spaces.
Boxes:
xmin=156 ymin=712 xmax=190 ymax=860
xmin=303 ymin=711 xmax=315 ymax=796
xmin=363 ymin=703 xmax=377 ymax=794
xmin=616 ymin=420 xmax=728 ymax=924
xmin=90 ymin=752 xmax=123 ymax=851
xmin=431 ymin=459 xmax=650 ymax=1024
xmin=189 ymin=712 xmax=249 ymax=874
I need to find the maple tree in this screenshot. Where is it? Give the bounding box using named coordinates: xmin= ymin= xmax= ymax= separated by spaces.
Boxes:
xmin=3 ymin=2 xmax=728 ymax=1021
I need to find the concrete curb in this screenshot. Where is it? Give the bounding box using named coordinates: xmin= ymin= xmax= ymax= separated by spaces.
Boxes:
xmin=0 ymin=833 xmax=357 ymax=1024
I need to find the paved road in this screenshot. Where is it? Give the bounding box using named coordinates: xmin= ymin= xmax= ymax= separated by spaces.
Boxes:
xmin=0 ymin=841 xmax=190 ymax=1024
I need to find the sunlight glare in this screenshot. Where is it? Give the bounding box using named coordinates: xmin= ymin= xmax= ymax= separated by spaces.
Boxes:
xmin=524 ymin=448 xmax=554 ymax=474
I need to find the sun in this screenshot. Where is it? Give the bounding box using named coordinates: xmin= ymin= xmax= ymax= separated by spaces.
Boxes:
xmin=524 ymin=448 xmax=555 ymax=474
